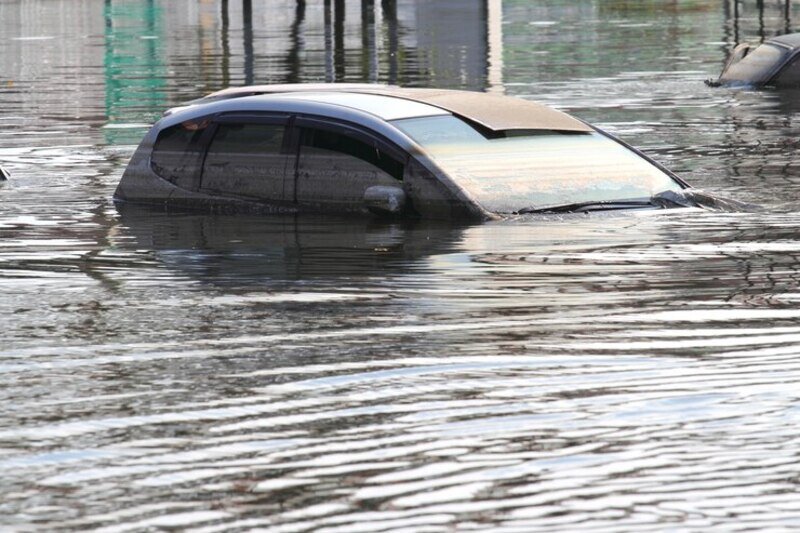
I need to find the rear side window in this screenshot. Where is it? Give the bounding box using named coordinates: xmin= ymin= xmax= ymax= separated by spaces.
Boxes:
xmin=150 ymin=120 xmax=208 ymax=185
xmin=301 ymin=128 xmax=404 ymax=180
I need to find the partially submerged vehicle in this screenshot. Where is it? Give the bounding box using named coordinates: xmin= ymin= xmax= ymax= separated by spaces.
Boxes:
xmin=709 ymin=33 xmax=800 ymax=88
xmin=116 ymin=84 xmax=719 ymax=220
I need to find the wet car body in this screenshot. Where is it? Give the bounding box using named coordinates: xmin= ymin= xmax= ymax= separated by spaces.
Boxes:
xmin=709 ymin=33 xmax=800 ymax=88
xmin=115 ymin=84 xmax=702 ymax=220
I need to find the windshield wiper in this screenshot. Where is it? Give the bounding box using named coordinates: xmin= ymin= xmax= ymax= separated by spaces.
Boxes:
xmin=516 ymin=199 xmax=654 ymax=215
xmin=516 ymin=189 xmax=704 ymax=215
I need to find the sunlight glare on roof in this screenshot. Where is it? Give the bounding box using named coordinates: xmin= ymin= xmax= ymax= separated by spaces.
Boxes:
xmin=274 ymin=92 xmax=449 ymax=121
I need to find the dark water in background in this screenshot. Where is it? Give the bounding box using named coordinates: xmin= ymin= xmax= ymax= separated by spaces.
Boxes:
xmin=4 ymin=0 xmax=800 ymax=530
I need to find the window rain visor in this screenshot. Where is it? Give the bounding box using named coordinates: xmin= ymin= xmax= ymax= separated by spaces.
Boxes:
xmin=393 ymin=115 xmax=682 ymax=214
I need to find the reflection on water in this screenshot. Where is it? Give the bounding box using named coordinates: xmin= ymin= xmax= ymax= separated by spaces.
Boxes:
xmin=4 ymin=0 xmax=800 ymax=530
xmin=114 ymin=206 xmax=468 ymax=283
xmin=103 ymin=0 xmax=166 ymax=144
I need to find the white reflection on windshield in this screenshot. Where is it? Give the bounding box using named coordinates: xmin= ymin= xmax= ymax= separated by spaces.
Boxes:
xmin=393 ymin=115 xmax=682 ymax=213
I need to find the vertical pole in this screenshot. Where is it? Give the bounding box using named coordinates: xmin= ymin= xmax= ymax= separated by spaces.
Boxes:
xmin=221 ymin=0 xmax=230 ymax=86
xmin=146 ymin=0 xmax=155 ymax=33
xmin=486 ymin=0 xmax=503 ymax=93
xmin=722 ymin=0 xmax=732 ymax=66
xmin=786 ymin=0 xmax=792 ymax=34
xmin=324 ymin=0 xmax=334 ymax=82
xmin=361 ymin=0 xmax=377 ymax=82
xmin=286 ymin=0 xmax=305 ymax=83
xmin=243 ymin=0 xmax=254 ymax=84
xmin=104 ymin=0 xmax=112 ymax=29
xmin=145 ymin=0 xmax=157 ymax=84
xmin=334 ymin=0 xmax=346 ymax=80
xmin=382 ymin=0 xmax=398 ymax=85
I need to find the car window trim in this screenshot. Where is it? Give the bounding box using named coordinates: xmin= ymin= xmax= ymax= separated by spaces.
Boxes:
xmin=213 ymin=112 xmax=290 ymax=126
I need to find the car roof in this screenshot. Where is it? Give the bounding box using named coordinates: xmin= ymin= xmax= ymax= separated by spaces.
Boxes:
xmin=192 ymin=84 xmax=593 ymax=133
xmin=767 ymin=33 xmax=800 ymax=49
xmin=272 ymin=92 xmax=451 ymax=121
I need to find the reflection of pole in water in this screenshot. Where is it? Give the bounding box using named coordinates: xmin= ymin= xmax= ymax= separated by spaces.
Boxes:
xmin=757 ymin=0 xmax=765 ymax=42
xmin=785 ymin=0 xmax=792 ymax=34
xmin=243 ymin=0 xmax=254 ymax=84
xmin=221 ymin=0 xmax=230 ymax=86
xmin=723 ymin=0 xmax=733 ymax=64
xmin=103 ymin=0 xmax=166 ymax=141
xmin=361 ymin=0 xmax=378 ymax=83
xmin=286 ymin=0 xmax=306 ymax=83
xmin=334 ymin=0 xmax=346 ymax=80
xmin=486 ymin=0 xmax=503 ymax=93
xmin=382 ymin=0 xmax=398 ymax=85
xmin=146 ymin=0 xmax=155 ymax=33
xmin=733 ymin=0 xmax=739 ymax=45
xmin=324 ymin=0 xmax=334 ymax=82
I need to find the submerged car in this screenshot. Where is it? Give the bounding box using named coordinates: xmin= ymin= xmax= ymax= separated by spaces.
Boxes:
xmin=709 ymin=33 xmax=800 ymax=88
xmin=116 ymin=84 xmax=713 ymax=220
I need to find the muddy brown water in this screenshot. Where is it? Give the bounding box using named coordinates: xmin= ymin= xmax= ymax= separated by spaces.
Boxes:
xmin=4 ymin=0 xmax=800 ymax=530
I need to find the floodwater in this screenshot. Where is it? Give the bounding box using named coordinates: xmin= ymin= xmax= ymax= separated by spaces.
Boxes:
xmin=3 ymin=0 xmax=800 ymax=530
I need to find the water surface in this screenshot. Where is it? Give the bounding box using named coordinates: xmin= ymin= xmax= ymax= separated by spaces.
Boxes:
xmin=3 ymin=0 xmax=800 ymax=530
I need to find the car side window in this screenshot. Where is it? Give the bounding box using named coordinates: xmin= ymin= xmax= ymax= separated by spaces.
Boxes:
xmin=206 ymin=123 xmax=285 ymax=157
xmin=300 ymin=127 xmax=404 ymax=180
xmin=150 ymin=120 xmax=208 ymax=186
xmin=200 ymin=122 xmax=289 ymax=200
xmin=773 ymin=55 xmax=800 ymax=86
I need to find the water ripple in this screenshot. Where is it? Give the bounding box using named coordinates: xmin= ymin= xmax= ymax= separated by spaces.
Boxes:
xmin=5 ymin=0 xmax=800 ymax=530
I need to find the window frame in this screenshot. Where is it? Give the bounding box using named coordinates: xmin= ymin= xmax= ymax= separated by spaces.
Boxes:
xmin=291 ymin=115 xmax=408 ymax=177
xmin=197 ymin=112 xmax=293 ymax=193
xmin=150 ymin=118 xmax=216 ymax=190
xmin=152 ymin=111 xmax=411 ymax=199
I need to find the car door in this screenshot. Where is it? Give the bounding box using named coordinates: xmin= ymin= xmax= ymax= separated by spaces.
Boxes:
xmin=200 ymin=114 xmax=294 ymax=204
xmin=291 ymin=118 xmax=406 ymax=212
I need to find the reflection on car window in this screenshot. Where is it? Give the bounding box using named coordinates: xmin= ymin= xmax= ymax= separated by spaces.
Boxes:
xmin=393 ymin=115 xmax=682 ymax=213
xmin=300 ymin=128 xmax=403 ymax=180
xmin=720 ymin=43 xmax=787 ymax=83
xmin=151 ymin=121 xmax=207 ymax=183
xmin=397 ymin=116 xmax=485 ymax=146
xmin=201 ymin=123 xmax=287 ymax=195
xmin=207 ymin=123 xmax=284 ymax=155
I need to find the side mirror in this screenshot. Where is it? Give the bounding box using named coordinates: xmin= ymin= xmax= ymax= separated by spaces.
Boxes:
xmin=363 ymin=185 xmax=407 ymax=216
xmin=0 ymin=166 xmax=9 ymax=181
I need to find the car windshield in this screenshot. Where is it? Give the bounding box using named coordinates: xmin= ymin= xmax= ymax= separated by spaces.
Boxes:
xmin=392 ymin=115 xmax=682 ymax=213
xmin=720 ymin=43 xmax=787 ymax=83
